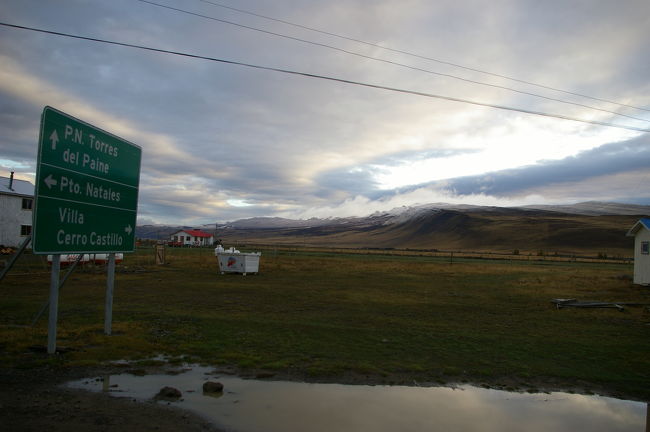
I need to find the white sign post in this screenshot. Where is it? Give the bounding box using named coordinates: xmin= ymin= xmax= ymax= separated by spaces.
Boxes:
xmin=47 ymin=255 xmax=61 ymax=354
xmin=104 ymin=253 xmax=116 ymax=335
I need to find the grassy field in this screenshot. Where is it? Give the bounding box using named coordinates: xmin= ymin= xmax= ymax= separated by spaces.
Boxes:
xmin=1 ymin=246 xmax=649 ymax=401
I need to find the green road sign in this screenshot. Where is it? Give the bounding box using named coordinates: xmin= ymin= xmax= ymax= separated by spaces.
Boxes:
xmin=32 ymin=106 xmax=142 ymax=254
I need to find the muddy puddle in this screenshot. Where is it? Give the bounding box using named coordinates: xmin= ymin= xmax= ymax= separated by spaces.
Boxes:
xmin=67 ymin=365 xmax=647 ymax=432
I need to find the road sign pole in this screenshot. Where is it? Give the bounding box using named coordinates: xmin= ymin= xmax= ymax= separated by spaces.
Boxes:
xmin=104 ymin=253 xmax=116 ymax=335
xmin=47 ymin=254 xmax=61 ymax=354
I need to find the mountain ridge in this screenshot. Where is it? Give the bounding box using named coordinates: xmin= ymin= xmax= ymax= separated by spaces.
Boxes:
xmin=219 ymin=201 xmax=650 ymax=229
xmin=136 ymin=201 xmax=648 ymax=256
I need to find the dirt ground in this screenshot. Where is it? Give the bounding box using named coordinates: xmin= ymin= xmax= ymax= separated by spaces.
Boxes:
xmin=0 ymin=365 xmax=222 ymax=432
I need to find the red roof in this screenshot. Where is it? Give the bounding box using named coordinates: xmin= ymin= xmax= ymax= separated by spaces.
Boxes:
xmin=183 ymin=230 xmax=213 ymax=238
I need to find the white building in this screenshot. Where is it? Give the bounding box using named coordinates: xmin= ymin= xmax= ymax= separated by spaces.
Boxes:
xmin=169 ymin=229 xmax=214 ymax=247
xmin=0 ymin=173 xmax=35 ymax=247
xmin=626 ymin=218 xmax=650 ymax=286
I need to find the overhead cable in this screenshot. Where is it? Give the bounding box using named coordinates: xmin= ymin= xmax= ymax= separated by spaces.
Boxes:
xmin=135 ymin=0 xmax=649 ymax=124
xmin=1 ymin=21 xmax=648 ymax=133
xmin=197 ymin=0 xmax=650 ymax=114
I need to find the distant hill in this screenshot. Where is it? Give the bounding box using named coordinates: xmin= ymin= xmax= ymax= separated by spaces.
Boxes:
xmin=522 ymin=201 xmax=650 ymax=216
xmin=215 ymin=203 xmax=649 ymax=256
xmin=135 ymin=225 xmax=196 ymax=241
xmin=221 ymin=217 xmax=335 ymax=229
xmin=222 ymin=201 xmax=650 ymax=229
xmin=137 ymin=202 xmax=649 ymax=256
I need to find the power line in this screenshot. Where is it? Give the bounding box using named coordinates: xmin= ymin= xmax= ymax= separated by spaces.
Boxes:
xmin=134 ymin=0 xmax=650 ymax=124
xmin=1 ymin=21 xmax=648 ymax=133
xmin=197 ymin=0 xmax=650 ymax=114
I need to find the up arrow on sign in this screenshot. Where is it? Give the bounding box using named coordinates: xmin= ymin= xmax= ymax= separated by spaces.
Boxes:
xmin=49 ymin=129 xmax=59 ymax=150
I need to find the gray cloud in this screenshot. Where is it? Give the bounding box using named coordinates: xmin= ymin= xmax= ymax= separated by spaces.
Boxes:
xmin=1 ymin=0 xmax=649 ymax=224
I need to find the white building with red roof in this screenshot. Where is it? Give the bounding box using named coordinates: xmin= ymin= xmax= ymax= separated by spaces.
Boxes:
xmin=169 ymin=229 xmax=214 ymax=247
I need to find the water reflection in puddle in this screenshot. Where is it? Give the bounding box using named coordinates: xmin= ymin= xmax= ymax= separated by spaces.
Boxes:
xmin=67 ymin=365 xmax=647 ymax=432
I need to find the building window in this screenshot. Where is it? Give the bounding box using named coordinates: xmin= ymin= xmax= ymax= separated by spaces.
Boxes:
xmin=22 ymin=198 xmax=33 ymax=210
xmin=21 ymin=225 xmax=32 ymax=236
xmin=642 ymin=241 xmax=650 ymax=255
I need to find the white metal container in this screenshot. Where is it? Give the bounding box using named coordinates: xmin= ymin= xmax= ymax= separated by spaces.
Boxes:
xmin=216 ymin=252 xmax=261 ymax=275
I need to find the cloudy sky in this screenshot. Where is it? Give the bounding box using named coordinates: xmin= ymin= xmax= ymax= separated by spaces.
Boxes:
xmin=1 ymin=0 xmax=649 ymax=225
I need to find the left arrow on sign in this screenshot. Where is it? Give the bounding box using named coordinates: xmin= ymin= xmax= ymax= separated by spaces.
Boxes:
xmin=44 ymin=174 xmax=58 ymax=189
xmin=49 ymin=130 xmax=59 ymax=150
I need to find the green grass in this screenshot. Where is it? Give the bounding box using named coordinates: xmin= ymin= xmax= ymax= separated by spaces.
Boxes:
xmin=1 ymin=246 xmax=648 ymax=400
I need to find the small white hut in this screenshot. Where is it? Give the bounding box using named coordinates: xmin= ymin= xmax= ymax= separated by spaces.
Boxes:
xmin=626 ymin=218 xmax=650 ymax=286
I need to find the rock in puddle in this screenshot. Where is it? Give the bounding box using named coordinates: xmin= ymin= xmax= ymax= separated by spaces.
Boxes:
xmin=154 ymin=386 xmax=182 ymax=401
xmin=202 ymin=381 xmax=224 ymax=394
